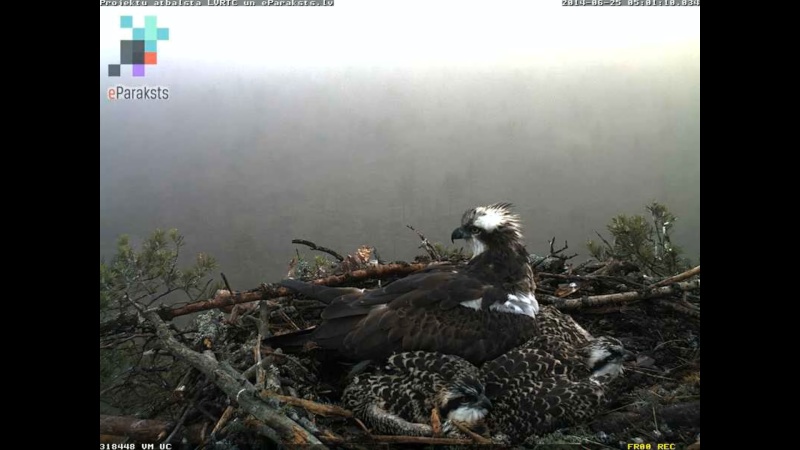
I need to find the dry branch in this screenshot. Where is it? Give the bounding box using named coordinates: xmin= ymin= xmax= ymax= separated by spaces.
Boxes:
xmin=651 ymin=265 xmax=701 ymax=288
xmin=161 ymin=290 xmax=283 ymax=320
xmin=100 ymin=415 xmax=208 ymax=444
xmin=162 ymin=263 xmax=428 ymax=319
xmin=406 ymin=224 xmax=442 ymax=260
xmin=547 ymin=237 xmax=578 ymax=260
xmin=210 ymin=405 xmax=235 ymax=437
xmin=261 ymin=392 xmax=354 ymax=418
xmin=127 ymin=298 xmax=326 ymax=447
xmin=292 ymin=239 xmax=345 ymax=261
xmin=540 ymin=280 xmax=700 ymax=310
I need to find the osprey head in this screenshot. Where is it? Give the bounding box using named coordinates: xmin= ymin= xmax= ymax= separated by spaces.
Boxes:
xmin=451 ymin=202 xmax=523 ymax=257
xmin=437 ymin=376 xmax=492 ymax=426
xmin=582 ymin=336 xmax=636 ymax=380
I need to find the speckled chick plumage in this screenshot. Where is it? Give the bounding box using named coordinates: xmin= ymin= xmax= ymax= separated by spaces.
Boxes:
xmin=342 ymin=351 xmax=490 ymax=437
xmin=480 ymin=305 xmax=633 ymax=442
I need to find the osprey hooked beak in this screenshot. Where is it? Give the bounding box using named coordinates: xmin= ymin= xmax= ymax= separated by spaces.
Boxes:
xmin=451 ymin=227 xmax=470 ymax=243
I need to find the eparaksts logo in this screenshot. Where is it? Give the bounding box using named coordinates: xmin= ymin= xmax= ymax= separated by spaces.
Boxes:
xmin=108 ymin=85 xmax=170 ymax=101
xmin=108 ymin=15 xmax=169 ymax=77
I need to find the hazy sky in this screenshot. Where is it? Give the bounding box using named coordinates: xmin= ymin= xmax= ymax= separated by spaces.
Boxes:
xmin=100 ymin=2 xmax=700 ymax=289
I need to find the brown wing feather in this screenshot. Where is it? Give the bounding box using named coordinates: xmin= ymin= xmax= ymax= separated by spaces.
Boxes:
xmin=280 ymin=264 xmax=537 ymax=364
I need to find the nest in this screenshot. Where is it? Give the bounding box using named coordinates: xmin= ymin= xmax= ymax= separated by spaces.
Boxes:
xmin=100 ymin=242 xmax=700 ymax=449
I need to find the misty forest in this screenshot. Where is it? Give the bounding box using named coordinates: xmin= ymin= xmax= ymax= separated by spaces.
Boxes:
xmin=100 ymin=6 xmax=700 ymax=449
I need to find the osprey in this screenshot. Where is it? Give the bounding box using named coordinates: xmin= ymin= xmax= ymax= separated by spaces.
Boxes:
xmin=264 ymin=203 xmax=539 ymax=365
xmin=341 ymin=307 xmax=634 ymax=443
xmin=480 ymin=306 xmax=635 ymax=442
xmin=342 ymin=351 xmax=491 ymax=437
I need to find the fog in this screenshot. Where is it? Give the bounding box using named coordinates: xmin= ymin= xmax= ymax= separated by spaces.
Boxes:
xmin=100 ymin=3 xmax=700 ymax=291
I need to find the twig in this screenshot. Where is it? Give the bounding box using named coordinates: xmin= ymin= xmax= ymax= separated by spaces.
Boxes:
xmin=406 ymin=225 xmax=442 ymax=260
xmin=539 ymin=280 xmax=700 ymax=310
xmin=220 ymin=272 xmax=234 ymax=297
xmin=652 ymin=405 xmax=658 ymax=432
xmin=209 ymin=405 xmax=235 ymax=439
xmin=548 ymin=237 xmax=570 ymax=257
xmin=450 ymin=420 xmax=492 ymax=444
xmin=261 ymin=392 xmax=354 ymax=418
xmin=291 ymin=239 xmax=344 ymax=262
xmin=594 ymin=230 xmax=615 ymax=253
xmin=651 ymin=265 xmax=701 ymax=288
xmin=278 ymin=309 xmax=301 ymax=331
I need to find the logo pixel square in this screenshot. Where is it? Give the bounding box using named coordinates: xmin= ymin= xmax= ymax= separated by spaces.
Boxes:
xmin=108 ymin=16 xmax=169 ymax=78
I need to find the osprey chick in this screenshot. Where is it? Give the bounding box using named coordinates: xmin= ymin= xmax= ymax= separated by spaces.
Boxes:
xmin=480 ymin=306 xmax=635 ymax=442
xmin=265 ymin=203 xmax=539 ymax=364
xmin=340 ymin=306 xmax=634 ymax=444
xmin=342 ymin=351 xmax=491 ymax=437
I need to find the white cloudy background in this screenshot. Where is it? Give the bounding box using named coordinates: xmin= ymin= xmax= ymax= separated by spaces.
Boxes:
xmin=100 ymin=1 xmax=700 ymax=288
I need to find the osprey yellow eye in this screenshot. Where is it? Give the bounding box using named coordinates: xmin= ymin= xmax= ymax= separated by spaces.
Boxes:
xmin=469 ymin=226 xmax=481 ymax=234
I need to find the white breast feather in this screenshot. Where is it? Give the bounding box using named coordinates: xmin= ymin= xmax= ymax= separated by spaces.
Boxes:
xmin=489 ymin=292 xmax=539 ymax=318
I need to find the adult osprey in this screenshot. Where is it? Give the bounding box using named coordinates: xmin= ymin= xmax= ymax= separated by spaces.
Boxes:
xmin=264 ymin=203 xmax=539 ymax=365
xmin=341 ymin=307 xmax=634 ymax=443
